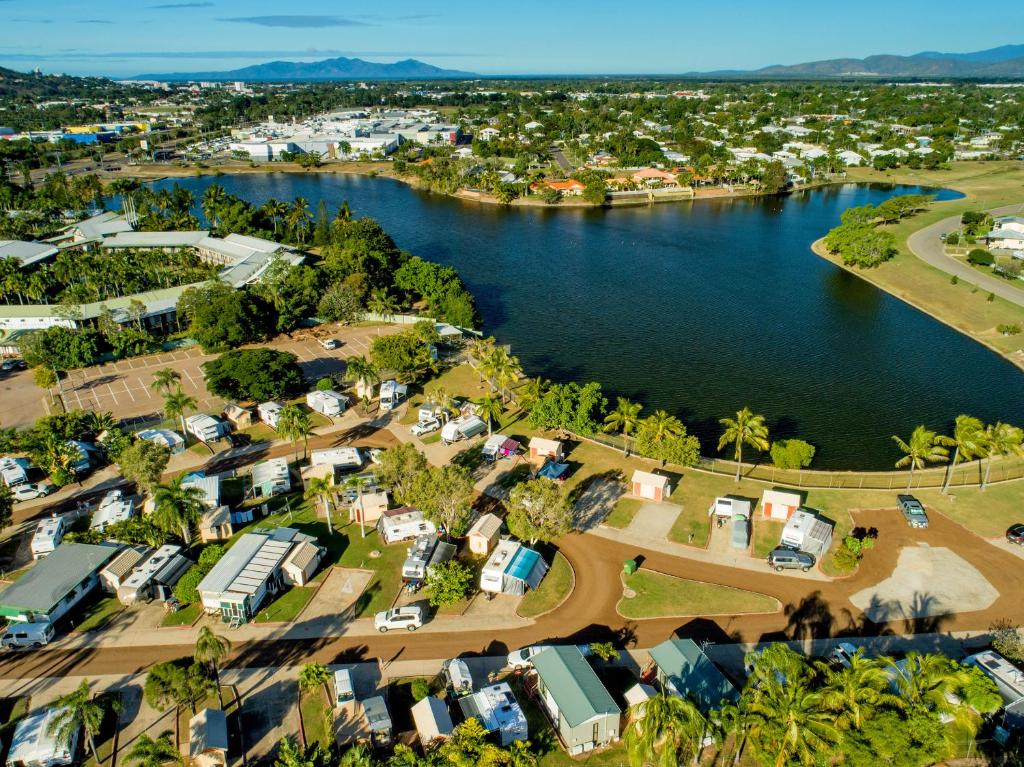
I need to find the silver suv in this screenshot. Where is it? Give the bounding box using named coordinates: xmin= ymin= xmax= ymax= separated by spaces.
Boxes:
xmin=897 ymin=495 xmax=928 ymax=528
xmin=767 ymin=547 xmax=815 ymax=572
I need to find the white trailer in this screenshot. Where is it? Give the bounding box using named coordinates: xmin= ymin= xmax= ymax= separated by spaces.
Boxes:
xmin=0 ymin=456 xmax=30 ymax=488
xmin=30 ymin=516 xmax=66 ymax=560
xmin=185 ymin=414 xmax=226 ymax=443
xmin=257 ymin=401 xmax=284 ymax=428
xmin=440 ymin=415 xmax=486 ymax=445
xmin=306 ymin=389 xmax=347 ymax=417
xmin=377 ymin=508 xmax=437 ymax=544
xmin=379 ymin=380 xmax=408 ymax=412
xmin=310 ymin=448 xmax=363 ymax=471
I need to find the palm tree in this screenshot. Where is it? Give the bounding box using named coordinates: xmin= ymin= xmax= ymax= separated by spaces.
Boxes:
xmin=126 ymin=732 xmax=181 ymax=767
xmin=891 ymin=425 xmax=954 ymax=491
xmin=287 ymin=197 xmax=312 ymax=244
xmin=298 ymin=662 xmax=330 ymax=694
xmin=345 ymin=356 xmax=380 ymax=401
xmin=194 ymin=626 xmax=231 ymax=689
xmin=625 ymin=693 xmax=708 ymax=767
xmin=150 ymin=368 xmax=181 ymax=397
xmin=467 ymin=336 xmax=496 ymax=382
xmin=713 ymin=701 xmax=750 ymax=766
xmin=84 ymin=410 xmax=116 ymax=437
xmin=262 ymin=198 xmax=289 ymax=236
xmin=163 ymin=386 xmax=197 ymax=437
xmin=201 ymin=184 xmax=227 ymax=230
xmin=278 ymin=405 xmax=313 ymax=461
xmin=820 ymin=652 xmax=902 ymax=731
xmin=718 ymin=407 xmax=770 ymax=483
xmin=516 ymin=375 xmax=549 ymax=412
xmin=275 ymin=738 xmax=315 ymax=767
xmin=604 ymin=397 xmax=643 ymax=454
xmin=304 ymin=475 xmax=337 ymax=533
xmin=941 ymin=414 xmax=988 ymax=494
xmin=476 ymin=396 xmax=503 ymax=437
xmin=152 ymin=476 xmax=206 ymax=546
xmin=367 ymin=289 xmax=400 ymax=322
xmin=46 ymin=680 xmax=106 ymax=764
xmin=981 ymin=421 xmax=1024 ymax=490
xmin=644 ymin=410 xmax=684 ymax=443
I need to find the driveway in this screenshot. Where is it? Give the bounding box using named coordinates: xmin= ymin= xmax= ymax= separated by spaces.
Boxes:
xmin=626 ymin=502 xmax=680 ymax=540
xmin=907 ymin=203 xmax=1024 ymax=307
xmin=225 ymin=667 xmax=299 ymax=766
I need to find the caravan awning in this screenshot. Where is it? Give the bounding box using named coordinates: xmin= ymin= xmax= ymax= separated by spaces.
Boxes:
xmin=537 ymin=460 xmax=569 ymax=481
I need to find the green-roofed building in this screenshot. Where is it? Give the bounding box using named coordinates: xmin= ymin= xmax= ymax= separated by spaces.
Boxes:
xmin=531 ymin=646 xmax=620 ymax=755
xmin=0 ymin=543 xmax=118 ymax=625
xmin=648 ymin=638 xmax=737 ymax=712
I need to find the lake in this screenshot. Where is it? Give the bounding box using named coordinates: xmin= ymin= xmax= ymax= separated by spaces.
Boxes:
xmin=153 ymin=173 xmax=1024 ymax=470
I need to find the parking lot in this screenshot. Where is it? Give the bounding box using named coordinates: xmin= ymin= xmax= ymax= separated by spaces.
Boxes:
xmin=11 ymin=325 xmax=404 ymax=428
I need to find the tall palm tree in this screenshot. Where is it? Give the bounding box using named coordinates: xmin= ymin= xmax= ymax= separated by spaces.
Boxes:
xmin=885 ymin=651 xmax=969 ymax=724
xmin=718 ymin=407 xmax=770 ymax=483
xmin=275 ymin=738 xmax=315 ymax=767
xmin=344 ymin=356 xmax=380 ymax=401
xmin=644 ymin=410 xmax=684 ymax=443
xmin=194 ymin=626 xmax=231 ymax=689
xmin=982 ymin=421 xmax=1024 ymax=490
xmin=604 ymin=397 xmax=643 ymax=455
xmin=820 ymin=652 xmax=902 ymax=731
xmin=941 ymin=414 xmax=988 ymax=494
xmin=367 ymin=289 xmax=400 ymax=322
xmin=201 ymin=184 xmax=227 ymax=230
xmin=163 ymin=386 xmax=197 ymax=437
xmin=126 ymin=732 xmax=181 ymax=767
xmin=713 ymin=701 xmax=750 ymax=766
xmin=516 ymin=375 xmax=549 ymax=412
xmin=278 ymin=405 xmax=313 ymax=461
xmin=624 ymin=693 xmax=708 ymax=767
xmin=891 ymin=425 xmax=954 ymax=491
xmin=46 ymin=680 xmax=106 ymax=764
xmin=304 ymin=475 xmax=337 ymax=533
xmin=476 ymin=396 xmax=503 ymax=436
xmin=467 ymin=336 xmax=497 ymax=382
xmin=152 ymin=476 xmax=205 ymax=546
xmin=261 ymin=198 xmax=289 ymax=236
xmin=150 ymin=368 xmax=181 ymax=397
xmin=287 ymin=197 xmax=312 ymax=244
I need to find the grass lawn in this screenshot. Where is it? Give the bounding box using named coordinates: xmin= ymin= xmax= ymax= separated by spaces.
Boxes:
xmin=252 ymin=587 xmax=315 ymax=623
xmin=239 ymin=423 xmax=277 ymax=444
xmin=161 ymin=602 xmax=201 ymax=627
xmin=752 ymin=519 xmax=785 ymax=560
xmin=604 ymin=497 xmax=641 ymax=529
xmin=299 ymin=687 xmax=333 ymax=749
xmin=73 ymin=596 xmax=123 ymax=633
xmin=518 ymin=553 xmax=573 ymax=618
xmin=618 ymin=569 xmax=778 ymax=619
xmin=666 ymin=503 xmax=711 ymax=547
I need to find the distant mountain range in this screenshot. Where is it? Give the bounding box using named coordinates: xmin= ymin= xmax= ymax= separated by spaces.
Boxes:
xmin=131 ymin=57 xmax=478 ymax=82
xmin=708 ymin=44 xmax=1024 ymax=78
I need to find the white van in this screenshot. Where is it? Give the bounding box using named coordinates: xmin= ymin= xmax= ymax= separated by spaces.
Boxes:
xmin=1 ymin=622 xmax=55 ymax=649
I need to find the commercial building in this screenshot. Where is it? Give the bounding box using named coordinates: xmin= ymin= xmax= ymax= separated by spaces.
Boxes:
xmin=0 ymin=240 xmax=59 ymax=268
xmin=0 ymin=543 xmax=118 ymax=625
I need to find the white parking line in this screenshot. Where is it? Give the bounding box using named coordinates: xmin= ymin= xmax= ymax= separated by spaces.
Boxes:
xmin=123 ymin=380 xmax=135 ymax=402
xmin=105 ymin=383 xmax=118 ymax=405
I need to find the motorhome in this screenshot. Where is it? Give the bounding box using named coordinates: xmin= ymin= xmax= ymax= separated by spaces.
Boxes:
xmin=90 ymin=490 xmax=136 ymax=532
xmin=0 ymin=456 xmax=30 ymax=488
xmin=378 ymin=380 xmax=408 ymax=413
xmin=377 ymin=508 xmax=437 ymax=544
xmin=310 ymin=448 xmax=363 ymax=471
xmin=185 ymin=414 xmax=227 ymax=443
xmin=257 ymin=401 xmax=284 ymax=429
xmin=30 ymin=516 xmax=66 ymax=560
xmin=306 ymin=390 xmax=347 ymax=417
xmin=440 ymin=415 xmax=486 ymax=445
xmin=402 ymin=534 xmax=456 ymax=582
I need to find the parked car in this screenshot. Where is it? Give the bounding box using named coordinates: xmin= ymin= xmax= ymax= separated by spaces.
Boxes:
xmin=1 ymin=622 xmax=54 ymax=649
xmin=374 ymin=606 xmax=424 ymax=633
xmin=10 ymin=483 xmax=48 ymax=503
xmin=1007 ymin=524 xmax=1024 ymax=545
xmin=828 ymin=642 xmax=860 ymax=669
xmin=897 ymin=494 xmax=929 ymax=528
xmin=0 ymin=360 xmax=14 ymax=372
xmin=767 ymin=546 xmax=816 ymax=572
xmin=319 ymin=338 xmax=340 ymax=350
xmin=410 ymin=418 xmax=441 ymax=437
xmin=507 ymin=645 xmax=553 ymax=670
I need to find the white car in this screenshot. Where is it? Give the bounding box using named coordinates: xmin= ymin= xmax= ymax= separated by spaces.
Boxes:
xmin=319 ymin=338 xmax=340 ymax=350
xmin=10 ymin=484 xmax=47 ymax=503
xmin=374 ymin=606 xmax=425 ymax=633
xmin=507 ymin=645 xmax=553 ymax=670
xmin=410 ymin=418 xmax=441 ymax=437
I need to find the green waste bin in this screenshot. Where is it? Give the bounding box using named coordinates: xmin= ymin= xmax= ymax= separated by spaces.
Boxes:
xmin=623 ymin=559 xmax=637 ymax=575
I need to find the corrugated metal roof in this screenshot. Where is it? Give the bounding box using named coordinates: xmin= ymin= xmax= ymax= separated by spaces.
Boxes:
xmin=532 ymin=646 xmax=619 ymax=728
xmin=648 ymin=638 xmax=737 ymax=711
xmin=0 ymin=543 xmax=118 ymax=612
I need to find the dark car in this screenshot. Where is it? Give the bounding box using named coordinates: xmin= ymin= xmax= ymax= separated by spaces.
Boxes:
xmin=767 ymin=546 xmax=816 ymax=572
xmin=1007 ymin=524 xmax=1024 ymax=545
xmin=897 ymin=494 xmax=929 ymax=528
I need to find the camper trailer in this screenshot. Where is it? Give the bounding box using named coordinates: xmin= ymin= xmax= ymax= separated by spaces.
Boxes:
xmin=480 ymin=540 xmax=548 ymax=596
xmin=310 ymin=448 xmax=363 ymax=471
xmin=257 ymin=401 xmax=284 ymax=429
xmin=440 ymin=415 xmax=486 ymax=445
xmin=116 ymin=545 xmax=191 ymax=604
xmin=443 ymin=658 xmax=474 ymax=696
xmin=306 ymin=390 xmax=347 ymax=417
xmin=90 ymin=490 xmax=135 ymax=532
xmin=378 ymin=380 xmax=408 ymax=413
xmin=362 ymin=696 xmax=393 ymax=746
xmin=30 ymin=516 xmax=67 ymax=559
xmin=402 ymin=535 xmax=456 ymax=582
xmin=0 ymin=456 xmax=30 ymax=488
xmin=186 ymin=414 xmax=227 ymax=443
xmin=377 ymin=508 xmax=437 ymax=544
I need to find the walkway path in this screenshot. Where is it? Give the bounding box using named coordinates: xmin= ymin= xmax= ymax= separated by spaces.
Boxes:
xmin=907 ymin=203 xmax=1024 ymax=307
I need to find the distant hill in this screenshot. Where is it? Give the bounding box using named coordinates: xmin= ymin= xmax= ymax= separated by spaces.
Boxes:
xmin=132 ymin=56 xmax=478 ymax=82
xmin=712 ymin=44 xmax=1024 ymax=78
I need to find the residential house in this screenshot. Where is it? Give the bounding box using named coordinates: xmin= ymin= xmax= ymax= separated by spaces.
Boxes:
xmin=531 ymin=646 xmax=620 ymax=755
xmin=185 ymin=414 xmax=227 ymax=443
xmin=0 ymin=543 xmax=118 ymax=625
xmin=137 ymin=428 xmax=185 ymax=455
xmin=647 ymin=638 xmax=737 ymax=712
xmin=531 ymin=179 xmax=585 ymax=196
xmin=631 ymin=470 xmax=670 ymax=501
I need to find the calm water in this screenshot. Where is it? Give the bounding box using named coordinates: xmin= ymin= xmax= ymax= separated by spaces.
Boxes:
xmin=154 ymin=174 xmax=1024 ymax=469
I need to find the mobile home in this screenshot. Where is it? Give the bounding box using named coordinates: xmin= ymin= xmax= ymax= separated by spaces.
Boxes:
xmin=115 ymin=544 xmax=191 ymax=604
xmin=185 ymin=414 xmax=227 ymax=443
xmin=6 ymin=707 xmax=78 ymax=767
xmin=377 ymin=507 xmax=437 ymax=544
xmin=532 ymin=646 xmax=620 ymax=754
xmin=257 ymin=401 xmax=284 ymax=429
xmin=457 ymin=683 xmax=528 ymax=746
xmin=90 ymin=490 xmax=136 ymax=532
xmin=440 ymin=415 xmax=486 ymax=444
xmin=306 ymin=390 xmax=347 ymax=417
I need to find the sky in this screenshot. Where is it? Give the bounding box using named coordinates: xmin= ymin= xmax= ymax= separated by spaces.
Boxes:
xmin=1 ymin=0 xmax=1022 ymax=78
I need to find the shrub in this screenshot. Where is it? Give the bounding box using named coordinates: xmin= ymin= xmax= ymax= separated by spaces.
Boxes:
xmin=173 ymin=565 xmax=205 ymax=605
xmin=198 ymin=545 xmax=226 ymax=570
xmin=203 ymin=348 xmax=304 ymax=401
xmin=410 ymin=678 xmax=432 ymax=701
xmin=967 ymin=248 xmax=994 ymax=266
xmin=770 ymin=439 xmax=816 ymax=470
xmin=997 ymin=324 xmax=1021 ymax=336
xmin=315 ymin=377 xmax=335 ymax=391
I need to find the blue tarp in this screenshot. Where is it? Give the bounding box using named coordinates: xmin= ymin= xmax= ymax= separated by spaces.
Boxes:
xmin=537 ymin=460 xmax=569 ymax=481
xmin=505 ymin=546 xmax=548 ymax=590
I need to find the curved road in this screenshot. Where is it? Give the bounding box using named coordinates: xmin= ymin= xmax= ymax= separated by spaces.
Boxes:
xmin=2 ymin=505 xmax=1022 ymax=680
xmin=907 ymin=204 xmax=1024 ymax=307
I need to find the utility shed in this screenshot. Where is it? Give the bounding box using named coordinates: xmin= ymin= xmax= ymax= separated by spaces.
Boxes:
xmin=0 ymin=543 xmax=117 ymax=625
xmin=631 ymin=470 xmax=670 ymax=501
xmin=648 ymin=638 xmax=737 ymax=712
xmin=467 ymin=513 xmax=502 ymax=555
xmin=531 ymin=646 xmax=620 ymax=755
xmin=411 ymin=696 xmax=454 ymax=748
xmin=189 ymin=708 xmax=228 ymax=767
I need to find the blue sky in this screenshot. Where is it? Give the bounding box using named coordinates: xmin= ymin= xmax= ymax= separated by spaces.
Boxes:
xmin=1 ymin=0 xmax=1021 ymax=77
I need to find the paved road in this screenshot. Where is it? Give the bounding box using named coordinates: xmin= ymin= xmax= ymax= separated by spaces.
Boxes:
xmin=550 ymin=145 xmax=573 ymax=173
xmin=907 ymin=203 xmax=1024 ymax=307
xmin=2 ymin=505 xmax=1021 ymax=680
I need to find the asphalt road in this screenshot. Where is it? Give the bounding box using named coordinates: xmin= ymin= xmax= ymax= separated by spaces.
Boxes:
xmin=2 ymin=506 xmax=1020 ymax=680
xmin=907 ymin=203 xmax=1024 ymax=307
